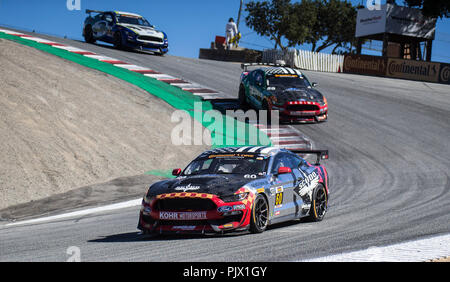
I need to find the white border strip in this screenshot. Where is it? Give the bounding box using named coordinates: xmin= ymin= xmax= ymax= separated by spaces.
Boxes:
xmin=5 ymin=198 xmax=142 ymax=227
xmin=303 ymin=233 xmax=450 ymax=262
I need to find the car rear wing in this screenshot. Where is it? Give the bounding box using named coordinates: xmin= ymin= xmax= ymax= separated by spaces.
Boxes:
xmin=86 ymin=9 xmax=104 ymax=15
xmin=241 ymin=63 xmax=287 ymax=72
xmin=290 ymin=150 xmax=329 ymax=165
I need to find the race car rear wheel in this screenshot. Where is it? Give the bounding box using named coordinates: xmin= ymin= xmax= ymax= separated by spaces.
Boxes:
xmin=308 ymin=184 xmax=328 ymax=222
xmin=250 ymin=194 xmax=269 ymax=233
xmin=83 ymin=25 xmax=95 ymax=44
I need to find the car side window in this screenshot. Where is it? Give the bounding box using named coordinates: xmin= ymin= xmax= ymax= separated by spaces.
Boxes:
xmin=286 ymin=154 xmax=302 ymax=168
xmin=255 ymin=71 xmax=264 ymax=86
xmin=105 ymin=13 xmax=114 ymax=24
xmin=271 ymin=153 xmax=292 ymax=173
xmin=298 ymin=158 xmax=310 ymax=173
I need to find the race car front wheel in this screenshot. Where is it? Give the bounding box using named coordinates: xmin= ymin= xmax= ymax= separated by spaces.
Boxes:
xmin=113 ymin=32 xmax=123 ymax=49
xmin=250 ymin=194 xmax=269 ymax=233
xmin=238 ymin=85 xmax=249 ymax=109
xmin=308 ymin=184 xmax=328 ymax=222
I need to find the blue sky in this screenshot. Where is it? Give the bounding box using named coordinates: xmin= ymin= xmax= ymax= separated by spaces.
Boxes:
xmin=0 ymin=0 xmax=449 ymax=62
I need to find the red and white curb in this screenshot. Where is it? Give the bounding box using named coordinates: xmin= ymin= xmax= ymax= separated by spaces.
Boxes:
xmin=253 ymin=124 xmax=313 ymax=150
xmin=0 ymin=28 xmax=224 ymax=100
xmin=0 ymin=27 xmax=311 ymax=150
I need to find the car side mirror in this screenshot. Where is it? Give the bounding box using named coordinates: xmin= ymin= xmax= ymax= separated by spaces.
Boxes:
xmin=172 ymin=168 xmax=182 ymax=176
xmin=312 ymin=82 xmax=318 ymax=88
xmin=277 ymin=167 xmax=292 ymax=175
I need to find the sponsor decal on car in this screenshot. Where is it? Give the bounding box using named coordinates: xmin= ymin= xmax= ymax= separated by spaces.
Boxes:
xmin=217 ymin=206 xmax=233 ymax=213
xmin=295 ymin=171 xmax=319 ymax=197
xmin=159 ymin=211 xmax=207 ymax=220
xmin=174 ymin=183 xmax=201 ymax=192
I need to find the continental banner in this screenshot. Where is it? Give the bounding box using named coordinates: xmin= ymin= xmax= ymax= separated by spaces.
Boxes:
xmin=439 ymin=63 xmax=450 ymax=84
xmin=343 ymin=54 xmax=387 ymax=76
xmin=386 ymin=58 xmax=440 ymax=83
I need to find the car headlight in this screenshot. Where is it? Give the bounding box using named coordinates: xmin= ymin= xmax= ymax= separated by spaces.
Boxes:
xmin=222 ymin=192 xmax=249 ymax=202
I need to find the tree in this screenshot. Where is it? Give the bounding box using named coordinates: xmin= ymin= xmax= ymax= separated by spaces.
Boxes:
xmin=313 ymin=0 xmax=357 ymax=53
xmin=245 ymin=0 xmax=359 ymax=54
xmin=404 ymin=0 xmax=449 ymax=18
xmin=285 ymin=0 xmax=320 ymax=49
xmin=245 ymin=0 xmax=293 ymax=50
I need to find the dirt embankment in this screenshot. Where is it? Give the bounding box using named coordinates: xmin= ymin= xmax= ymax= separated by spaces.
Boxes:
xmin=0 ymin=38 xmax=208 ymax=210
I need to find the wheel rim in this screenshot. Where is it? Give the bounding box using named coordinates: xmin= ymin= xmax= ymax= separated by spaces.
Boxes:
xmin=314 ymin=187 xmax=327 ymax=218
xmin=254 ymin=197 xmax=268 ymax=229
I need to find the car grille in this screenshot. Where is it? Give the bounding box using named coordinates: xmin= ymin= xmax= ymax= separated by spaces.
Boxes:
xmin=155 ymin=198 xmax=216 ymax=211
xmin=137 ymin=35 xmax=163 ymax=42
xmin=286 ymin=104 xmax=319 ymax=111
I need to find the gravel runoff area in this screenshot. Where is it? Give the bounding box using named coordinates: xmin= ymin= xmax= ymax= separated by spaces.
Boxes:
xmin=0 ymin=38 xmax=209 ymax=211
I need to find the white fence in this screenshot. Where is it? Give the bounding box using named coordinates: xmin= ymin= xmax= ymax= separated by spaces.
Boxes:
xmin=262 ymin=49 xmax=344 ymax=73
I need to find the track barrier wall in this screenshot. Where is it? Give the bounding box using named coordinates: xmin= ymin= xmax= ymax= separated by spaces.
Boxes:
xmin=263 ymin=48 xmax=450 ymax=85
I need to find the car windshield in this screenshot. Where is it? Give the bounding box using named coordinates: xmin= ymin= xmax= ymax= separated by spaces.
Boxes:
xmin=116 ymin=15 xmax=151 ymax=27
xmin=183 ymin=155 xmax=268 ymax=176
xmin=267 ymin=74 xmax=311 ymax=89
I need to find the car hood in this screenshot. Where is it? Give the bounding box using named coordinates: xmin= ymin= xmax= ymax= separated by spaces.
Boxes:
xmin=118 ymin=24 xmax=164 ymax=38
xmin=147 ymin=174 xmax=256 ymax=198
xmin=271 ymin=87 xmax=324 ymax=105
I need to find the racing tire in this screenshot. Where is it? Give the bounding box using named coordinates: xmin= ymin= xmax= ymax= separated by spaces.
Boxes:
xmin=83 ymin=25 xmax=96 ymax=44
xmin=156 ymin=48 xmax=168 ymax=56
xmin=238 ymin=85 xmax=249 ymax=109
xmin=113 ymin=32 xmax=123 ymax=50
xmin=250 ymin=194 xmax=269 ymax=233
xmin=308 ymin=184 xmax=328 ymax=222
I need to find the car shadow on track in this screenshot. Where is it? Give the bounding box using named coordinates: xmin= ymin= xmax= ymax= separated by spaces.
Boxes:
xmin=88 ymin=220 xmax=310 ymax=243
xmin=88 ymin=230 xmax=247 ymax=243
xmin=74 ymin=40 xmax=163 ymax=57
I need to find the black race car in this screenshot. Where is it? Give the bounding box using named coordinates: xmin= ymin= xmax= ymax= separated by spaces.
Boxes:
xmin=239 ymin=63 xmax=328 ymax=123
xmin=138 ymin=146 xmax=329 ymax=235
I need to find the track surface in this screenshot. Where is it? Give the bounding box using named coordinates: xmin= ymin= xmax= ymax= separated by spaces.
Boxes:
xmin=1 ymin=31 xmax=450 ymax=261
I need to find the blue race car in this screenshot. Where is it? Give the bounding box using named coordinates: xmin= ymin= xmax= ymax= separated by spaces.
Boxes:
xmin=83 ymin=9 xmax=168 ymax=55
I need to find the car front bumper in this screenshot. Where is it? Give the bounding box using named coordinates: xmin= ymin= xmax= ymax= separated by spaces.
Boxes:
xmin=273 ymin=101 xmax=328 ymax=123
xmin=137 ymin=191 xmax=255 ymax=234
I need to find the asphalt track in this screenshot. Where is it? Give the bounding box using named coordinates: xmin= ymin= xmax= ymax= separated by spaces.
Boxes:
xmin=0 ymin=30 xmax=450 ymax=261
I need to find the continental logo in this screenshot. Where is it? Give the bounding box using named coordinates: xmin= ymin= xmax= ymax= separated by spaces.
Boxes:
xmin=343 ymin=55 xmax=387 ymax=76
xmin=439 ymin=64 xmax=450 ymax=84
xmin=387 ymin=59 xmax=440 ymax=82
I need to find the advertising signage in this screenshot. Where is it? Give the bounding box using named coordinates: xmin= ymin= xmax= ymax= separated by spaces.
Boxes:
xmin=356 ymin=4 xmax=437 ymax=39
